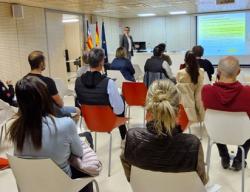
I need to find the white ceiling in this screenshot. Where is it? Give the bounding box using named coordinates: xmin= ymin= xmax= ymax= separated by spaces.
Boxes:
xmin=1 ymin=0 xmax=250 ymax=18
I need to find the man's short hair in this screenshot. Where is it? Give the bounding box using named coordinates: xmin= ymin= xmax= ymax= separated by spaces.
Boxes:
xmin=192 ymin=45 xmax=204 ymax=57
xmin=28 ymin=51 xmax=45 ymax=70
xmin=218 ymin=56 xmax=240 ymax=78
xmin=125 ymin=26 xmax=130 ymax=31
xmin=88 ymin=48 xmax=105 ymax=68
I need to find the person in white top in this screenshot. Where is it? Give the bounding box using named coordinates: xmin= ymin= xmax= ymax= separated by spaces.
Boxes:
xmin=120 ymin=26 xmax=134 ymax=61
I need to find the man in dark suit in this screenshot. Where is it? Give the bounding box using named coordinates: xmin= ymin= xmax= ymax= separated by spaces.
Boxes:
xmin=120 ymin=26 xmax=134 ymax=60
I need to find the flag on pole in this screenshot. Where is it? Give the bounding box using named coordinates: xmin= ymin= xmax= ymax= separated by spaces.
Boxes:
xmin=95 ymin=21 xmax=100 ymax=47
xmin=86 ymin=20 xmax=94 ymax=50
xmin=101 ymin=21 xmax=108 ymax=63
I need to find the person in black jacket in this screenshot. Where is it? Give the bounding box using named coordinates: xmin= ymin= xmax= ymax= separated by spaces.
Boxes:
xmin=0 ymin=80 xmax=17 ymax=106
xmin=120 ymin=80 xmax=208 ymax=185
xmin=192 ymin=45 xmax=214 ymax=81
xmin=120 ymin=26 xmax=134 ymax=60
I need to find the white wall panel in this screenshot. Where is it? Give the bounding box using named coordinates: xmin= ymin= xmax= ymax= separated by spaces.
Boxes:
xmin=0 ymin=3 xmax=21 ymax=83
xmin=45 ymin=10 xmax=67 ymax=82
xmin=16 ymin=6 xmax=49 ymax=77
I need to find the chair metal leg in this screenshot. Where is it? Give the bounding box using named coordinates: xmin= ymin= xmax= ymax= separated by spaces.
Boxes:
xmin=199 ymin=122 xmax=203 ymax=140
xmin=207 ymin=142 xmax=215 ymax=177
xmin=94 ymin=132 xmax=97 ymax=152
xmin=108 ymin=133 xmax=112 ymax=177
xmin=239 ymin=146 xmax=245 ymax=192
xmin=206 ymin=136 xmax=211 ymax=165
xmin=93 ymin=179 xmax=100 ymax=192
xmin=143 ymin=107 xmax=146 ymax=128
xmin=128 ymin=106 xmax=131 ymax=128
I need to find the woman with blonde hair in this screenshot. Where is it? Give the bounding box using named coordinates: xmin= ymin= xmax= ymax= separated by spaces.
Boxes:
xmin=120 ymin=80 xmax=207 ymax=184
xmin=110 ymin=47 xmax=135 ymax=81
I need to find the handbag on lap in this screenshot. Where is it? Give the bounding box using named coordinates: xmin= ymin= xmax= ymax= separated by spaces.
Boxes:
xmin=69 ymin=142 xmax=102 ymax=176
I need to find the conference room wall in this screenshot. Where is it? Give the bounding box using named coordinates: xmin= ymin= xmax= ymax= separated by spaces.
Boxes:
xmin=121 ymin=15 xmax=196 ymax=52
xmin=0 ymin=3 xmax=70 ymax=83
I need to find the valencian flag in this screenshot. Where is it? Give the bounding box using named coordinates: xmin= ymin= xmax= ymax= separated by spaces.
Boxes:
xmin=95 ymin=21 xmax=100 ymax=47
xmin=86 ymin=20 xmax=94 ymax=50
xmin=101 ymin=21 xmax=108 ymax=63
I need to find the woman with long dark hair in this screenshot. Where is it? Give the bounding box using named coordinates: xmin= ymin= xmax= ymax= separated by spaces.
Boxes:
xmin=7 ymin=76 xmax=93 ymax=192
xmin=176 ymin=51 xmax=205 ymax=124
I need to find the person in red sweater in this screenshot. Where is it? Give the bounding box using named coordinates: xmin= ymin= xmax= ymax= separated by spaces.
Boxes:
xmin=202 ymin=56 xmax=250 ymax=171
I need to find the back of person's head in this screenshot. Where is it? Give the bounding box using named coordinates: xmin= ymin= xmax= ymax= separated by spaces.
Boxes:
xmin=157 ymin=43 xmax=166 ymax=52
xmin=28 ymin=51 xmax=45 ymax=70
xmin=82 ymin=51 xmax=89 ymax=65
xmin=116 ymin=47 xmax=127 ymax=59
xmin=218 ymin=56 xmax=240 ymax=79
xmin=146 ymin=80 xmax=180 ymax=135
xmin=88 ymin=48 xmax=105 ymax=68
xmin=153 ymin=46 xmax=163 ymax=57
xmin=192 ymin=45 xmax=204 ymax=57
xmin=7 ymin=76 xmax=54 ymax=152
xmin=184 ymin=51 xmax=199 ymax=84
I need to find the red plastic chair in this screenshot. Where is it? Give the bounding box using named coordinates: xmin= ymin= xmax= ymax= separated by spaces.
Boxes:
xmin=122 ymin=82 xmax=147 ymax=127
xmin=0 ymin=157 xmax=9 ymax=170
xmin=81 ymin=105 xmax=127 ymax=176
xmin=176 ymin=104 xmax=189 ymax=131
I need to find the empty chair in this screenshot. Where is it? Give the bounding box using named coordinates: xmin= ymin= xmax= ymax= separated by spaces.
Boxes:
xmin=0 ymin=99 xmax=16 ymax=144
xmin=7 ymin=154 xmax=99 ymax=192
xmin=133 ymin=64 xmax=144 ymax=82
xmin=53 ymin=78 xmax=75 ymax=98
xmin=107 ymin=70 xmax=127 ymax=88
xmin=130 ymin=166 xmax=206 ymax=192
xmin=205 ymin=109 xmax=250 ymax=192
xmin=122 ymin=82 xmax=147 ymax=127
xmin=81 ymin=105 xmax=127 ymax=176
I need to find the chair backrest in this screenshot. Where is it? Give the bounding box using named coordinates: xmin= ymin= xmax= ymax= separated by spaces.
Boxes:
xmin=7 ymin=154 xmax=74 ymax=192
xmin=107 ymin=70 xmax=126 ymax=88
xmin=204 ymin=109 xmax=250 ymax=145
xmin=130 ymin=166 xmax=206 ymax=192
xmin=81 ymin=105 xmax=118 ymax=132
xmin=133 ymin=64 xmax=143 ymax=81
xmin=122 ymin=82 xmax=147 ymax=106
xmin=53 ymin=78 xmax=74 ymax=97
xmin=0 ymin=99 xmax=16 ymax=125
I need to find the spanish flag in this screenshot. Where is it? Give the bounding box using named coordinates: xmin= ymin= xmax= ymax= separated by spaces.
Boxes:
xmin=95 ymin=21 xmax=100 ymax=47
xmin=86 ymin=20 xmax=93 ymax=50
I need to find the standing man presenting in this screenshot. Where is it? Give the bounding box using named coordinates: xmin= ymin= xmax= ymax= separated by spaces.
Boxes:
xmin=120 ymin=26 xmax=134 ymax=61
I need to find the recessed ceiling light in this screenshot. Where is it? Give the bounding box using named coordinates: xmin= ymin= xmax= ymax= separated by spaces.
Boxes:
xmin=169 ymin=11 xmax=187 ymax=15
xmin=137 ymin=13 xmax=156 ymax=17
xmin=62 ymin=19 xmax=79 ymax=23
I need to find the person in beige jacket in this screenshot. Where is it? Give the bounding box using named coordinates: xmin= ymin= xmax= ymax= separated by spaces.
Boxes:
xmin=176 ymin=51 xmax=205 ymax=124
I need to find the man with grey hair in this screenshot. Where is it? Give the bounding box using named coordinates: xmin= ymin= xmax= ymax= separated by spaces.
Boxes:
xmin=75 ymin=48 xmax=127 ymax=141
xmin=202 ymin=56 xmax=250 ymax=171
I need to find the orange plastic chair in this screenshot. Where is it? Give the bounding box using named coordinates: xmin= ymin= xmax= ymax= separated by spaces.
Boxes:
xmin=122 ymin=82 xmax=147 ymax=127
xmin=81 ymin=105 xmax=127 ymax=176
xmin=176 ymin=104 xmax=189 ymax=131
xmin=0 ymin=157 xmax=9 ymax=170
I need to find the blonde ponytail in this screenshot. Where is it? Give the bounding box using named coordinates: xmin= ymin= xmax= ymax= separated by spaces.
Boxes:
xmin=146 ymin=80 xmax=180 ymax=135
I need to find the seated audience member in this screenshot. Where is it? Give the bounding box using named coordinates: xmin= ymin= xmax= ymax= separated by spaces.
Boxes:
xmin=77 ymin=51 xmax=90 ymax=78
xmin=157 ymin=43 xmax=172 ymax=66
xmin=0 ymin=80 xmax=17 ymax=107
xmin=26 ymin=51 xmax=80 ymax=118
xmin=192 ymin=45 xmax=214 ymax=81
xmin=110 ymin=47 xmax=135 ymax=82
xmin=120 ymin=80 xmax=207 ymax=184
xmin=75 ymin=48 xmax=127 ymax=141
xmin=7 ymin=76 xmax=94 ymax=192
xmin=176 ymin=51 xmax=205 ymax=124
xmin=202 ymin=56 xmax=250 ymax=171
xmin=144 ymin=46 xmax=175 ymax=87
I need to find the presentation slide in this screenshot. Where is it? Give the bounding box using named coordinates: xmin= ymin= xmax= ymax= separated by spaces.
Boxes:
xmin=197 ymin=12 xmax=250 ymax=57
